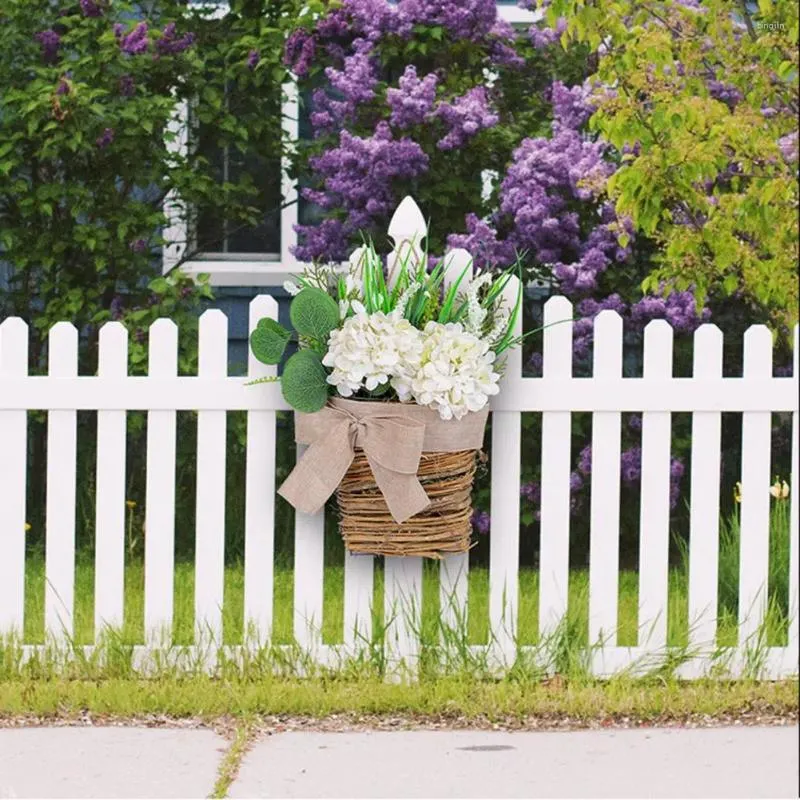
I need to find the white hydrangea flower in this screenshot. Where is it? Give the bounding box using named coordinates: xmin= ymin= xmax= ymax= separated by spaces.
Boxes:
xmin=410 ymin=321 xmax=500 ymax=420
xmin=322 ymin=309 xmax=423 ymax=398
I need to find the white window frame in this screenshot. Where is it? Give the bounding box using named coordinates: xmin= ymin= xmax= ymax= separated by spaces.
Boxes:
xmin=164 ymin=2 xmax=539 ymax=287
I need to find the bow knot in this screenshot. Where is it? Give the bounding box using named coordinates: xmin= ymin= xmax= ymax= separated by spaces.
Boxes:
xmin=277 ymin=398 xmax=489 ymax=525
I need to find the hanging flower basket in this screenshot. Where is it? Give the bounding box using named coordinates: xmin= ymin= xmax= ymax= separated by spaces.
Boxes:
xmin=278 ymin=398 xmax=488 ymax=558
xmin=248 ymin=198 xmax=564 ymax=558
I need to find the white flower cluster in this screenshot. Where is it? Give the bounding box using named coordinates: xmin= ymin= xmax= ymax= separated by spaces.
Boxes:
xmin=409 ymin=322 xmax=500 ymax=420
xmin=322 ymin=308 xmax=423 ymax=397
xmin=324 ymin=312 xmax=500 ymax=420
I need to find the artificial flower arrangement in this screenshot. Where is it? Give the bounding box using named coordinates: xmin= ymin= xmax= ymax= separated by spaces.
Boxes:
xmin=250 ymin=238 xmax=529 ymax=558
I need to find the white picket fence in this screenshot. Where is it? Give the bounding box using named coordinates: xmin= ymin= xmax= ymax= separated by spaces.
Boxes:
xmin=0 ymin=200 xmax=798 ymax=679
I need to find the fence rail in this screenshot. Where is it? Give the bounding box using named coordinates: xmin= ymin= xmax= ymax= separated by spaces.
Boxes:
xmin=1 ymin=295 xmax=798 ymax=679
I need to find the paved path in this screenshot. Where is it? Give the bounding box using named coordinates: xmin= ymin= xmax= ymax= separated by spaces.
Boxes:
xmin=0 ymin=725 xmax=797 ymax=798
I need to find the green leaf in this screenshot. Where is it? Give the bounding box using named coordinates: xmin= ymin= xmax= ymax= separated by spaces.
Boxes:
xmin=250 ymin=318 xmax=291 ymax=365
xmin=281 ymin=350 xmax=329 ymax=413
xmin=290 ymin=287 xmax=340 ymax=343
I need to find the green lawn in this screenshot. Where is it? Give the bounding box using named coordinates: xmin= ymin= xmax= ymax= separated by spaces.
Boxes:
xmin=19 ymin=554 xmax=788 ymax=651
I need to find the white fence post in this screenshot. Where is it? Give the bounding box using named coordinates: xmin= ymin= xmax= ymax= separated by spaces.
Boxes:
xmin=45 ymin=323 xmax=79 ymax=641
xmin=144 ymin=319 xmax=179 ymax=647
xmin=244 ymin=296 xmax=279 ymax=646
xmin=194 ymin=310 xmax=229 ymax=651
xmin=688 ymin=324 xmax=723 ymax=650
xmin=94 ymin=322 xmax=128 ymax=636
xmin=638 ymin=320 xmax=674 ymax=650
xmin=488 ymin=274 xmax=523 ymax=667
xmin=588 ymin=311 xmax=623 ymax=649
xmin=0 ymin=318 xmax=29 ymax=636
xmin=538 ymin=296 xmax=574 ymax=642
xmin=738 ymin=326 xmax=773 ymax=646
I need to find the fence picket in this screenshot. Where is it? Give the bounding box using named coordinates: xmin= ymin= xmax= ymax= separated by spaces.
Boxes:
xmin=588 ymin=311 xmax=623 ymax=647
xmin=194 ymin=311 xmax=228 ymax=648
xmin=244 ymin=296 xmax=279 ymax=645
xmin=385 ymin=556 xmax=423 ymax=671
xmin=144 ymin=319 xmax=178 ymax=645
xmin=0 ymin=318 xmax=28 ymax=635
xmin=789 ymin=326 xmax=799 ymax=652
xmin=738 ymin=326 xmax=773 ymax=644
xmin=440 ymin=248 xmax=474 ymax=639
xmin=538 ymin=296 xmax=574 ymax=640
xmin=638 ymin=321 xmax=674 ymax=649
xmin=344 ymin=552 xmax=373 ymax=650
xmin=294 ymin=504 xmax=325 ymax=652
xmin=94 ymin=323 xmax=128 ymax=635
xmin=688 ymin=325 xmax=723 ymax=648
xmin=489 ymin=275 xmax=523 ymax=664
xmin=45 ymin=323 xmax=79 ymax=640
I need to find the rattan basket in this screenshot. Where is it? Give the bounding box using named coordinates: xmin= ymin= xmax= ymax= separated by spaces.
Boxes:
xmin=336 ymin=448 xmax=480 ymax=558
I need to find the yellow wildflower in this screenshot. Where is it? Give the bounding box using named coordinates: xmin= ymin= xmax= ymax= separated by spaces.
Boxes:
xmin=733 ymin=482 xmax=742 ymax=503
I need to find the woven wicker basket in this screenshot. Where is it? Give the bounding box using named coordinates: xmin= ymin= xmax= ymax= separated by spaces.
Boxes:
xmin=336 ymin=448 xmax=479 ymax=559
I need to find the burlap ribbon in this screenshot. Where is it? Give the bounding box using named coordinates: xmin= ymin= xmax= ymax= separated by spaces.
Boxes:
xmin=278 ymin=398 xmax=489 ymax=524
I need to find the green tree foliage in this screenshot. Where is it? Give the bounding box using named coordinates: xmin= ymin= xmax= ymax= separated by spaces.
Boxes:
xmin=547 ymin=0 xmax=799 ymax=329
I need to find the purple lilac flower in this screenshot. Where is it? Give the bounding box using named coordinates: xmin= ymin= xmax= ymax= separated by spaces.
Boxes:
xmin=119 ymin=74 xmax=136 ymax=97
xmin=569 ymin=471 xmax=584 ymax=493
xmin=445 ymin=213 xmax=517 ymax=270
xmin=96 ymin=128 xmax=114 ymax=149
xmin=775 ymin=363 xmax=793 ymax=377
xmin=529 ymin=17 xmax=567 ymax=49
xmin=707 ymin=79 xmax=743 ymax=109
xmin=620 ymin=447 xmax=642 ymax=485
xmin=577 ymin=445 xmax=592 ymax=476
xmin=311 ymin=51 xmax=379 ymax=132
xmin=110 ymin=295 xmax=124 ymax=321
xmin=387 ymin=66 xmax=438 ymax=129
xmin=56 ymin=77 xmax=70 ymax=95
xmin=550 ymin=80 xmax=594 ymax=132
xmin=434 ymin=86 xmax=499 ymax=150
xmin=283 ymin=30 xmax=315 ymax=76
xmin=119 ymin=22 xmax=149 ymax=55
xmin=520 ymin=481 xmax=541 ymax=504
xmin=113 ymin=23 xmax=124 ymax=38
xmin=628 ymin=414 xmax=642 ymax=431
xmin=80 ymin=0 xmax=102 ymax=17
xmin=247 ymin=49 xmax=261 ymax=70
xmin=471 ymin=509 xmax=491 ymax=535
xmin=630 ymin=289 xmax=710 ymax=335
xmin=294 ymin=122 xmax=429 ymax=261
xmin=778 ymin=131 xmax=798 ymax=164
xmin=156 ymin=22 xmax=195 ymax=56
xmin=400 ymin=0 xmax=498 ymax=40
xmin=669 ymin=457 xmax=685 ymax=509
xmin=528 ymin=352 xmax=544 ymax=376
xmin=35 ymin=30 xmax=61 ymax=63
xmin=129 ymin=238 xmax=147 ymax=253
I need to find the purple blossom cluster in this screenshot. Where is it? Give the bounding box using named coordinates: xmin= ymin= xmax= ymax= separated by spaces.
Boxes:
xmin=80 ymin=0 xmax=103 ymax=17
xmin=707 ymin=79 xmax=743 ymax=109
xmin=386 ymin=66 xmax=438 ymax=129
xmin=117 ymin=22 xmax=149 ymax=55
xmin=96 ymin=127 xmax=114 ymax=149
xmin=35 ymin=30 xmax=61 ymax=63
xmin=283 ymin=29 xmax=315 ymax=76
xmin=529 ymin=17 xmax=567 ymax=49
xmin=571 ymin=294 xmax=627 ymax=359
xmin=247 ymin=50 xmax=261 ymax=70
xmin=311 ymin=51 xmax=378 ymax=132
xmin=155 ymin=23 xmax=195 ymax=56
xmin=550 ymin=80 xmax=595 ymax=132
xmin=119 ymin=74 xmax=136 ymax=97
xmin=434 ymin=86 xmax=499 ymax=150
xmin=779 ymin=131 xmax=798 ymax=164
xmin=471 ymin=509 xmax=491 ymax=535
xmin=446 ymin=213 xmax=517 ymax=270
xmin=295 ymin=122 xmax=429 ymax=261
xmin=630 ymin=289 xmax=711 ymax=334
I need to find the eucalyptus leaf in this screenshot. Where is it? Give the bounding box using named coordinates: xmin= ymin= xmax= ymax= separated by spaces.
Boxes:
xmin=281 ymin=349 xmax=329 ymax=413
xmin=290 ymin=287 xmax=340 ymax=343
xmin=250 ymin=318 xmax=291 ymax=365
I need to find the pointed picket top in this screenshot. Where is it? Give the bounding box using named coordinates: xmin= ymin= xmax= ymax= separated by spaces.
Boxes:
xmin=98 ymin=322 xmax=128 ymax=376
xmin=441 ymin=247 xmax=473 ymax=288
xmin=642 ymin=319 xmax=674 ymax=377
xmin=387 ymin=196 xmax=427 ymax=246
xmin=48 ymin=322 xmax=79 ymax=376
xmin=743 ymin=324 xmax=772 ymax=378
xmin=348 ymin=244 xmax=368 ymax=279
xmin=0 ymin=317 xmax=29 ymax=374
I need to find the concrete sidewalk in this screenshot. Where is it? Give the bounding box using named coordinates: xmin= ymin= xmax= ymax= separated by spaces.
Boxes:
xmin=0 ymin=725 xmax=797 ymax=798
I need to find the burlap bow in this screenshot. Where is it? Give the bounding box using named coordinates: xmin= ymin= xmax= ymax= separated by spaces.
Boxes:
xmin=278 ymin=398 xmax=489 ymax=524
